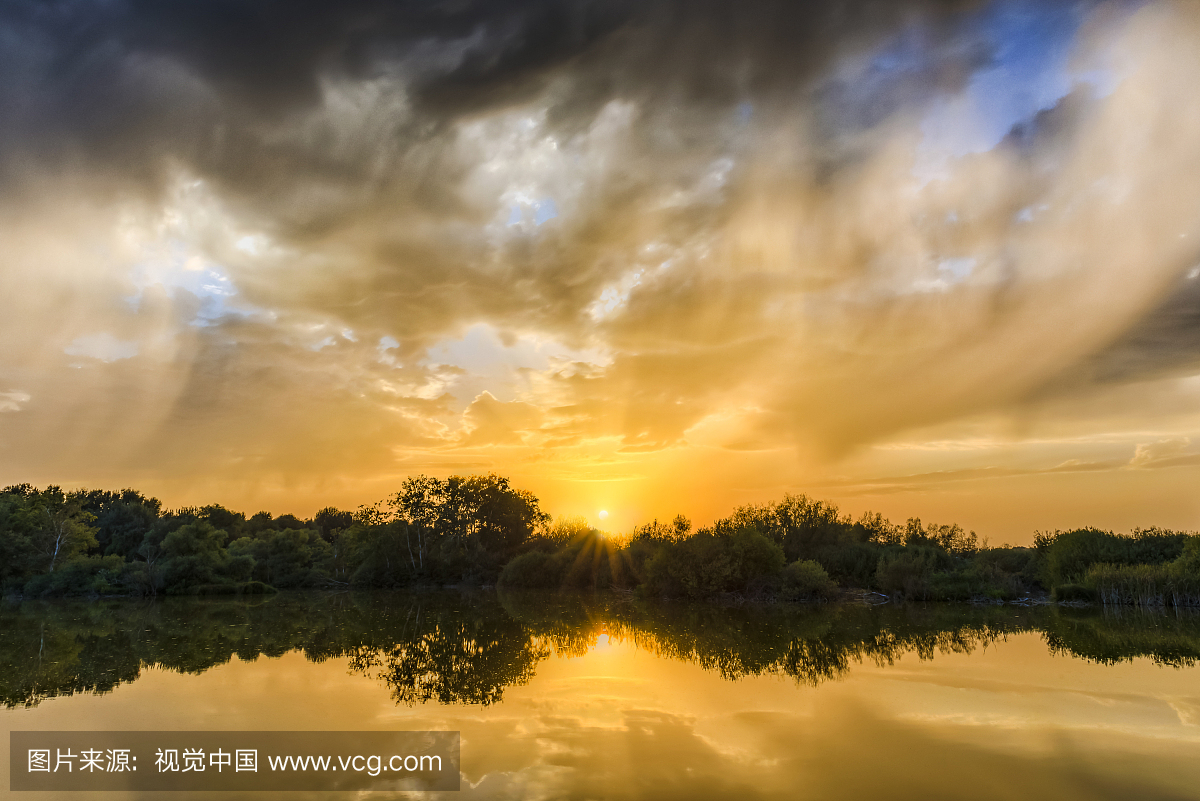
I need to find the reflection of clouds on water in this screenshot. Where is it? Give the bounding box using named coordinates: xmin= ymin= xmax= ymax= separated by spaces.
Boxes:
xmin=3 ymin=595 xmax=1200 ymax=800
xmin=1169 ymin=698 xmax=1200 ymax=726
xmin=460 ymin=699 xmax=1200 ymax=801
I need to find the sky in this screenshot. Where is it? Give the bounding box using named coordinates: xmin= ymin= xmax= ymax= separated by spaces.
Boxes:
xmin=2 ymin=0 xmax=1200 ymax=542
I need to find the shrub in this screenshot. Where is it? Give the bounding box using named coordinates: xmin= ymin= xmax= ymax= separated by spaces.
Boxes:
xmin=185 ymin=581 xmax=277 ymax=596
xmin=1079 ymin=548 xmax=1200 ymax=608
xmin=1037 ymin=527 xmax=1192 ymax=587
xmin=641 ymin=527 xmax=786 ymax=600
xmin=499 ymin=531 xmax=622 ymax=591
xmin=22 ymin=556 xmax=126 ymax=598
xmin=875 ymin=549 xmax=943 ymax=600
xmin=974 ymin=546 xmax=1036 ymax=576
xmin=158 ymin=521 xmax=254 ymax=592
xmin=925 ymin=565 xmax=1024 ymax=602
xmin=779 ymin=560 xmax=836 ymax=601
xmin=188 ymin=583 xmax=242 ymax=596
xmin=812 ymin=541 xmax=883 ymax=588
xmin=499 ymin=551 xmax=560 ymax=589
xmin=1052 ymin=584 xmax=1097 ymax=603
xmin=927 ymin=571 xmax=976 ymax=602
xmin=229 ymin=528 xmax=332 ymax=588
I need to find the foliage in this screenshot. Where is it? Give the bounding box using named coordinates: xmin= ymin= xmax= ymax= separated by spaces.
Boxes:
xmin=708 ymin=495 xmax=844 ymax=561
xmin=498 ymin=550 xmax=559 ymax=589
xmin=2 ymin=477 xmax=1197 ymax=608
xmin=0 ymin=485 xmax=99 ymax=589
xmin=641 ymin=527 xmax=786 ymax=599
xmin=915 ymin=521 xmax=979 ymax=557
xmin=810 ymin=541 xmax=884 ymax=588
xmin=1078 ymin=541 xmax=1200 ymax=607
xmin=1035 ymin=526 xmax=1191 ymax=586
xmin=1052 ymin=584 xmax=1099 ymax=603
xmin=229 ymin=528 xmax=332 ymax=588
xmin=779 ymin=560 xmax=837 ymax=601
xmin=631 ymin=514 xmax=692 ymax=543
xmin=876 ymin=548 xmax=940 ymax=600
xmin=78 ymin=488 xmax=161 ymax=559
xmin=354 ymin=473 xmax=552 ymax=584
xmin=499 ymin=526 xmax=625 ymax=591
xmin=343 ymin=521 xmax=428 ymax=587
xmin=158 ymin=522 xmax=254 ymax=594
xmin=22 ymin=555 xmax=127 ymax=598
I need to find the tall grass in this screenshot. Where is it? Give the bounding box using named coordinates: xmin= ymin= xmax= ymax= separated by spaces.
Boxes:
xmin=1085 ymin=561 xmax=1200 ymax=608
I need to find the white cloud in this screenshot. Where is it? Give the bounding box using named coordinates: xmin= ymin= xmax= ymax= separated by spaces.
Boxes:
xmin=64 ymin=333 xmax=139 ymax=362
xmin=378 ymin=336 xmax=401 ymax=366
xmin=0 ymin=391 xmax=31 ymax=413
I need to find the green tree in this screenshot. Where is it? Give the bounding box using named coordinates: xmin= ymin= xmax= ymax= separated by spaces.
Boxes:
xmin=712 ymin=494 xmax=845 ymax=561
xmin=25 ymin=487 xmax=98 ymax=574
xmin=0 ymin=486 xmax=38 ymax=585
xmin=79 ymin=488 xmax=161 ymax=559
xmin=385 ymin=473 xmax=548 ymax=575
xmin=314 ymin=507 xmax=356 ymax=581
xmin=344 ymin=520 xmax=422 ymax=586
xmin=643 ymin=527 xmax=786 ymax=599
xmin=158 ymin=521 xmax=251 ymax=592
xmin=230 ymin=528 xmax=332 ymax=588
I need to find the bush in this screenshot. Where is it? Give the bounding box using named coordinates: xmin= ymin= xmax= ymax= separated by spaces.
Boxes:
xmin=779 ymin=560 xmax=836 ymax=601
xmin=158 ymin=521 xmax=254 ymax=592
xmin=974 ymin=546 xmax=1036 ymax=575
xmin=926 ymin=571 xmax=976 ymax=602
xmin=187 ymin=583 xmax=242 ymax=596
xmin=1080 ymin=549 xmax=1200 ymax=607
xmin=876 ymin=549 xmax=943 ymax=600
xmin=185 ymin=581 xmax=278 ymax=596
xmin=499 ymin=531 xmax=621 ymax=591
xmin=499 ymin=551 xmax=560 ymax=589
xmin=1052 ymin=584 xmax=1097 ymax=603
xmin=642 ymin=527 xmax=786 ymax=600
xmin=1037 ymin=527 xmax=1192 ymax=587
xmin=229 ymin=528 xmax=332 ymax=588
xmin=924 ymin=566 xmax=1022 ymax=602
xmin=812 ymin=541 xmax=883 ymax=588
xmin=22 ymin=556 xmax=126 ymax=597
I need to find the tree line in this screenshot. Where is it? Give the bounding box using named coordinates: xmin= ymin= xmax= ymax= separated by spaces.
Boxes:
xmin=0 ymin=475 xmax=545 ymax=597
xmin=2 ymin=476 xmax=1199 ymax=606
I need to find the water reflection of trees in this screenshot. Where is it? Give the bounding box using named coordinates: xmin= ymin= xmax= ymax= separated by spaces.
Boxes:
xmin=501 ymin=594 xmax=1024 ymax=686
xmin=3 ymin=593 xmax=1200 ymax=709
xmin=343 ymin=600 xmax=548 ymax=706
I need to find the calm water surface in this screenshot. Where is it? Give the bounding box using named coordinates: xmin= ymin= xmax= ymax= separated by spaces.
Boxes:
xmin=3 ymin=592 xmax=1200 ymax=800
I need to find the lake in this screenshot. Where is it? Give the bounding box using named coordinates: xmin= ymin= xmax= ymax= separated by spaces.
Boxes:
xmin=4 ymin=592 xmax=1200 ymax=799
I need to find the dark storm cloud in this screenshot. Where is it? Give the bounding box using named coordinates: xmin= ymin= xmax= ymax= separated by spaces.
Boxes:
xmin=1087 ymin=274 xmax=1200 ymax=383
xmin=0 ymin=0 xmax=989 ymax=187
xmin=0 ymin=0 xmax=633 ymax=200
xmin=0 ymin=0 xmax=1001 ymax=365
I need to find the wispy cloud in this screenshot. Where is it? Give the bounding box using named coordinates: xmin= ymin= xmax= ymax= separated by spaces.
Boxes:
xmin=0 ymin=391 xmax=30 ymax=413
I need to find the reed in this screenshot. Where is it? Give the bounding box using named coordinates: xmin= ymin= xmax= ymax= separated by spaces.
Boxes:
xmin=1084 ymin=563 xmax=1200 ymax=608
